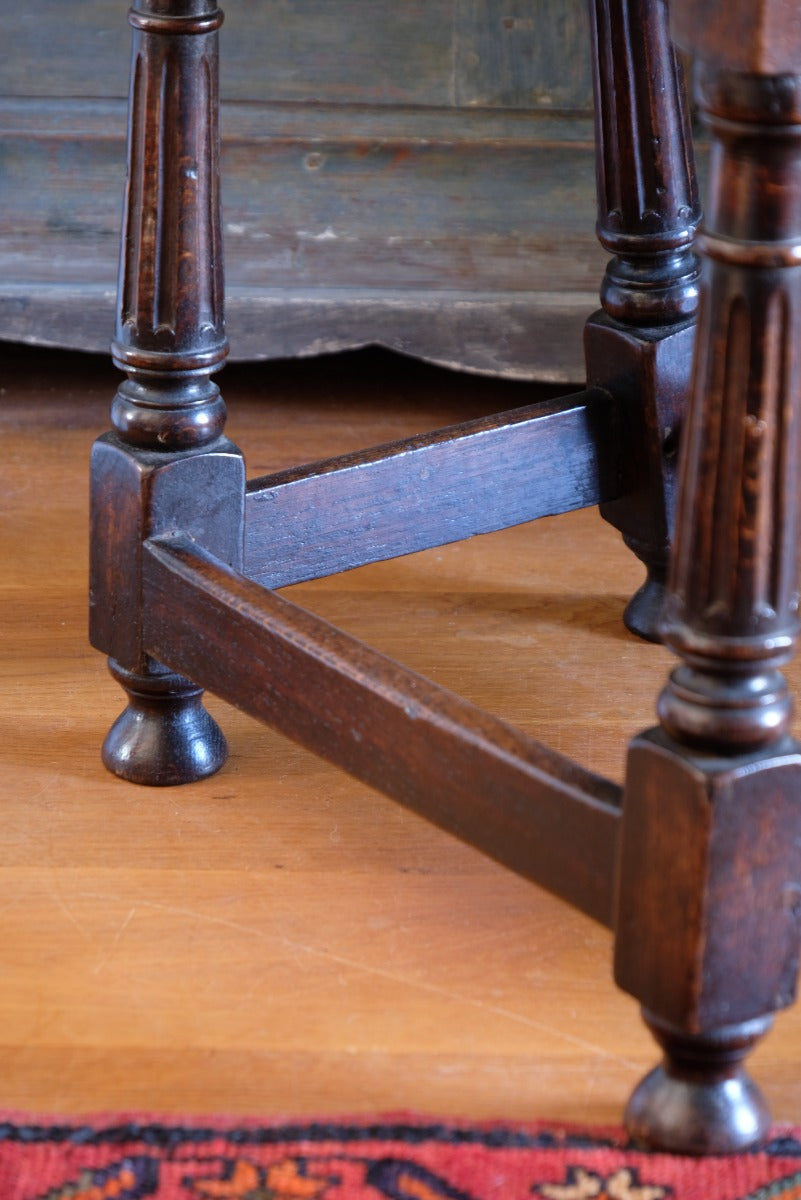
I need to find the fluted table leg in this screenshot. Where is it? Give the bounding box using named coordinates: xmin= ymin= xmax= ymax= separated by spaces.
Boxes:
xmin=614 ymin=18 xmax=801 ymax=1153
xmin=585 ymin=0 xmax=700 ymax=641
xmin=89 ymin=1 xmax=244 ymax=785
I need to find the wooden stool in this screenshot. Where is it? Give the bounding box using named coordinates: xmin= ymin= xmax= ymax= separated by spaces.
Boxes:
xmin=89 ymin=0 xmax=801 ymax=1154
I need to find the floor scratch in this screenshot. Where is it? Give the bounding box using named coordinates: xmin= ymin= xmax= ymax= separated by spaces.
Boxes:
xmin=92 ymin=906 xmax=137 ymax=976
xmin=77 ymin=890 xmax=637 ymax=1067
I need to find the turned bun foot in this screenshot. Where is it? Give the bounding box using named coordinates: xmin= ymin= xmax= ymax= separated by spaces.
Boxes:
xmin=102 ymin=659 xmax=228 ymax=786
xmin=625 ymin=1012 xmax=773 ymax=1155
xmin=623 ymin=569 xmax=667 ymax=644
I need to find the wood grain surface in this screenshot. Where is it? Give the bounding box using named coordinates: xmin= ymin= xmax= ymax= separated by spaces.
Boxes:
xmin=0 ymin=0 xmax=604 ymax=374
xmin=3 ymin=343 xmax=800 ymax=1123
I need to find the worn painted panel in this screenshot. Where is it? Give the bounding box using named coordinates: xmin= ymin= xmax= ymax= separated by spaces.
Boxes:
xmin=0 ymin=96 xmax=604 ymax=374
xmin=0 ymin=101 xmax=603 ymax=295
xmin=221 ymin=141 xmax=600 ymax=291
xmin=1 ymin=2 xmax=129 ymax=98
xmin=456 ymin=0 xmax=593 ymax=110
xmin=220 ymin=0 xmax=458 ymax=107
xmin=0 ymin=2 xmax=602 ymax=373
xmin=1 ymin=0 xmax=595 ymax=111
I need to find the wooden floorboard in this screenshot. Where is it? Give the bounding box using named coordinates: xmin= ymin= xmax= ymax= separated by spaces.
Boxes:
xmin=2 ymin=342 xmax=799 ymax=1124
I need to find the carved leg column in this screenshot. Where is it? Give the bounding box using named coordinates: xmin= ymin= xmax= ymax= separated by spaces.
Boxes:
xmin=614 ymin=20 xmax=801 ymax=1153
xmin=585 ymin=0 xmax=700 ymax=640
xmin=89 ymin=0 xmax=244 ymax=785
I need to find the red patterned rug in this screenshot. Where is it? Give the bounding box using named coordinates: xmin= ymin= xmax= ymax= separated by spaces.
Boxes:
xmin=3 ymin=1114 xmax=801 ymax=1200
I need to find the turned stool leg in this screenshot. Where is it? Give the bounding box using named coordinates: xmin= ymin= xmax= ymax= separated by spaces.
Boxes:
xmin=585 ymin=0 xmax=700 ymax=641
xmin=89 ymin=1 xmax=243 ymax=785
xmin=614 ymin=36 xmax=801 ymax=1153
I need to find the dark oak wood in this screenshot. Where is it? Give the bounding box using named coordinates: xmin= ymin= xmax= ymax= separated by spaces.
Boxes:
xmin=243 ymin=389 xmax=617 ymax=588
xmin=92 ymin=0 xmax=234 ymax=784
xmin=671 ymin=1 xmax=801 ymax=74
xmin=87 ymin=0 xmax=801 ymax=1157
xmin=585 ymin=0 xmax=700 ymax=641
xmin=612 ymin=10 xmax=801 ymax=1155
xmin=590 ymin=0 xmax=700 ymax=327
xmin=142 ymin=534 xmax=622 ymax=928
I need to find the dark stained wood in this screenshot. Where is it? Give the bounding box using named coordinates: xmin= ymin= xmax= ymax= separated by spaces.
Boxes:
xmin=617 ymin=732 xmax=801 ymax=1153
xmin=670 ymin=0 xmax=801 ymax=74
xmin=142 ymin=534 xmax=622 ymax=928
xmin=94 ymin=0 xmax=233 ymax=784
xmin=626 ymin=1011 xmax=775 ymax=1155
xmin=590 ymin=0 xmax=700 ymax=327
xmin=243 ymin=389 xmax=618 ymax=588
xmin=585 ymin=0 xmax=700 ymax=642
xmin=112 ymin=0 xmax=227 ymax=388
xmin=613 ymin=32 xmax=801 ymax=1155
xmin=659 ymin=69 xmax=801 ymax=753
xmin=586 ymin=321 xmax=693 ymax=641
xmin=89 ymin=433 xmax=245 ymax=670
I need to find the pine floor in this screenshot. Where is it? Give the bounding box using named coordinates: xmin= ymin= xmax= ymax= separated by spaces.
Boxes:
xmin=2 ymin=341 xmax=799 ymax=1124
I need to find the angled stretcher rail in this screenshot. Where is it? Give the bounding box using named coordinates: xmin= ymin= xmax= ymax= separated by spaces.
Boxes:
xmin=143 ymin=534 xmax=623 ymax=928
